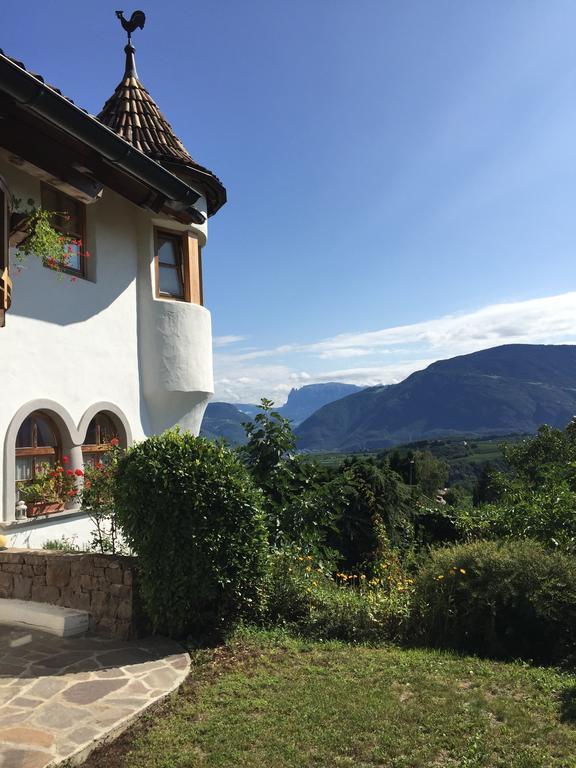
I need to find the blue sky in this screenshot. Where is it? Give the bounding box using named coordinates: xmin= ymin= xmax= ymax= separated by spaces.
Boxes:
xmin=4 ymin=1 xmax=576 ymax=403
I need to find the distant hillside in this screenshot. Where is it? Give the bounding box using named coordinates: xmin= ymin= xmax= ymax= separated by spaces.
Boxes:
xmin=200 ymin=402 xmax=248 ymax=445
xmin=201 ymin=382 xmax=364 ymax=445
xmin=296 ymin=344 xmax=576 ymax=452
xmin=278 ymin=383 xmax=364 ymax=425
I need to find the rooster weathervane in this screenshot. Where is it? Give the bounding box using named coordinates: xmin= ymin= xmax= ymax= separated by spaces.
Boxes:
xmin=116 ymin=10 xmax=146 ymax=44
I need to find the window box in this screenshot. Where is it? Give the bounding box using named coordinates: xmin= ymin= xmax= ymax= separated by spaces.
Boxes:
xmin=26 ymin=501 xmax=65 ymax=518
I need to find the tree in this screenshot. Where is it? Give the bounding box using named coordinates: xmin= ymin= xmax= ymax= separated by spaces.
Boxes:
xmin=413 ymin=451 xmax=449 ymax=498
xmin=239 ymin=399 xmax=335 ymax=554
xmin=327 ymin=457 xmax=412 ymax=572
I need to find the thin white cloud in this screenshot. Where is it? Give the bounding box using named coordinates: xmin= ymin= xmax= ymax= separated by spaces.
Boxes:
xmin=213 ymin=335 xmax=247 ymax=348
xmin=213 ymin=292 xmax=576 ymax=403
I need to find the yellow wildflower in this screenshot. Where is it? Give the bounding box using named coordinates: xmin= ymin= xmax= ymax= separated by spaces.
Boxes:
xmin=459 ymin=568 xmax=466 ymax=575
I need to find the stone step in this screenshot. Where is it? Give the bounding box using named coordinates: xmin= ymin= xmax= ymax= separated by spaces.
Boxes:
xmin=0 ymin=598 xmax=90 ymax=637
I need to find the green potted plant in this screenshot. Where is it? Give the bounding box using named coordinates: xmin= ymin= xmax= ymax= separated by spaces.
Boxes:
xmin=19 ymin=456 xmax=82 ymax=517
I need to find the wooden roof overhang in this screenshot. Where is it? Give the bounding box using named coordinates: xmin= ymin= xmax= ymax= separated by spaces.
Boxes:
xmin=0 ymin=52 xmax=207 ymax=225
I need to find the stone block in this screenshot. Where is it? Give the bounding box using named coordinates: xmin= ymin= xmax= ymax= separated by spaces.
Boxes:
xmin=105 ymin=567 xmax=123 ymax=584
xmin=2 ymin=564 xmax=24 ymax=574
xmin=13 ymin=576 xmax=32 ymax=600
xmin=117 ymin=598 xmax=133 ymax=621
xmin=71 ymin=591 xmax=91 ymax=612
xmin=0 ymin=553 xmax=24 ymax=564
xmin=31 ymin=585 xmax=61 ymax=604
xmin=0 ymin=571 xmax=13 ymax=589
xmin=109 ymin=583 xmax=131 ymax=599
xmin=90 ymin=590 xmax=107 ymax=613
xmin=123 ymin=570 xmax=133 ymax=586
xmin=22 ymin=565 xmax=35 ymax=578
xmin=46 ymin=560 xmax=71 ymax=588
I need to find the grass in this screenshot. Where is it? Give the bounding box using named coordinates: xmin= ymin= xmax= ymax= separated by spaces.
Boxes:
xmin=84 ymin=627 xmax=576 ymax=768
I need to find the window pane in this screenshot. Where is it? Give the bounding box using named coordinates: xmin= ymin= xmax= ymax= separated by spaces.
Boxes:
xmin=158 ymin=237 xmax=179 ymax=266
xmin=16 ymin=456 xmax=32 ymax=482
xmin=36 ymin=415 xmax=57 ymax=447
xmin=159 ymin=265 xmax=183 ymax=297
xmin=64 ymin=241 xmax=81 ymax=271
xmin=99 ymin=418 xmax=115 ymax=444
xmin=85 ymin=417 xmax=98 ymax=445
xmin=83 ymin=452 xmax=100 ymax=468
xmin=16 ymin=417 xmax=32 ymax=448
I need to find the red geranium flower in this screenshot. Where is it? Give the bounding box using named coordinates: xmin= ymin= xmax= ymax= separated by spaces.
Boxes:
xmin=75 ymin=468 xmax=84 ymax=476
xmin=110 ymin=437 xmax=120 ymax=447
xmin=66 ymin=469 xmax=74 ymax=476
xmin=62 ymin=456 xmax=69 ymax=464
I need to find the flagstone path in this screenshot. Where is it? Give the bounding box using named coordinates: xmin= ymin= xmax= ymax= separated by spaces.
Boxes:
xmin=0 ymin=624 xmax=190 ymax=767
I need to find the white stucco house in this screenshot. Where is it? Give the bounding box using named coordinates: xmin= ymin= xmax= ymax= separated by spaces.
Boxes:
xmin=0 ymin=30 xmax=226 ymax=548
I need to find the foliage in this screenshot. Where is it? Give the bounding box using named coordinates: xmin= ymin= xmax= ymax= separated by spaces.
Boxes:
xmin=240 ymin=399 xmax=337 ymax=556
xmin=18 ymin=455 xmax=81 ymax=505
xmin=12 ymin=198 xmax=85 ymax=277
xmin=326 ymin=457 xmax=413 ymax=572
xmin=80 ymin=439 xmax=128 ymax=555
xmin=412 ymin=539 xmax=576 ymax=662
xmin=42 ymin=535 xmax=83 ymax=552
xmin=412 ymin=502 xmax=461 ymax=547
xmin=463 ymin=422 xmax=576 ymax=548
xmin=113 ymin=430 xmax=269 ymax=638
xmin=264 ymin=548 xmax=412 ymax=643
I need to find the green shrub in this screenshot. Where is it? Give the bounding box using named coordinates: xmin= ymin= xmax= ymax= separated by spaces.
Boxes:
xmin=114 ymin=431 xmax=269 ymax=638
xmin=412 ymin=539 xmax=576 ymax=662
xmin=264 ymin=549 xmax=412 ymax=643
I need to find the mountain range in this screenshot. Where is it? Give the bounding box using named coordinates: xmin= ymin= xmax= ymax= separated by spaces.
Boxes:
xmin=200 ymin=382 xmax=363 ymax=445
xmin=295 ymin=344 xmax=576 ymax=451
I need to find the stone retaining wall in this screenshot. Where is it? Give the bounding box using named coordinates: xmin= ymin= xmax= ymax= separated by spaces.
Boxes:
xmin=0 ymin=549 xmax=145 ymax=639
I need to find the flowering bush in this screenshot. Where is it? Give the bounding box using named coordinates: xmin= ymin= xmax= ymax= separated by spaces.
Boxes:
xmin=264 ymin=547 xmax=413 ymax=643
xmin=80 ymin=438 xmax=126 ymax=554
xmin=412 ymin=539 xmax=576 ymax=662
xmin=18 ymin=456 xmax=81 ymax=506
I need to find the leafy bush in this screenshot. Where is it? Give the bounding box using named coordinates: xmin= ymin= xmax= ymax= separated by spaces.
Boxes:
xmin=240 ymin=399 xmax=337 ymax=556
xmin=114 ymin=431 xmax=269 ymax=638
xmin=412 ymin=539 xmax=576 ymax=662
xmin=264 ymin=549 xmax=412 ymax=643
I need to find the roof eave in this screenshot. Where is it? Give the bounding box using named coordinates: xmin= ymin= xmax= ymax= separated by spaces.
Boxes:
xmin=0 ymin=53 xmax=214 ymax=220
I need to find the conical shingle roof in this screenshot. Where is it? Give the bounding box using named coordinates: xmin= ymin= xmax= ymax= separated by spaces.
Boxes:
xmin=98 ymin=45 xmax=226 ymax=215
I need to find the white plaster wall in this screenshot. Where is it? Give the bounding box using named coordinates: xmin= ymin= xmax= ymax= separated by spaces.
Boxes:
xmin=0 ymin=159 xmax=214 ymax=544
xmin=4 ymin=511 xmax=95 ymax=550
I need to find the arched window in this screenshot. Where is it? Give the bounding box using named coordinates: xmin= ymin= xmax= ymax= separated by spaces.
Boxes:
xmin=82 ymin=413 xmax=118 ymax=467
xmin=15 ymin=412 xmax=60 ymax=494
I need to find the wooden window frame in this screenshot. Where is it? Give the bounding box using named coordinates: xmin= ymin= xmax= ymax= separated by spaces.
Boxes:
xmin=81 ymin=413 xmax=119 ymax=457
xmin=15 ymin=412 xmax=60 ymax=484
xmin=41 ymin=183 xmax=87 ymax=279
xmin=154 ymin=228 xmax=203 ymax=305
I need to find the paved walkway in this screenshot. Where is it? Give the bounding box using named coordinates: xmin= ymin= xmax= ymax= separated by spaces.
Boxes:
xmin=0 ymin=624 xmax=190 ymax=767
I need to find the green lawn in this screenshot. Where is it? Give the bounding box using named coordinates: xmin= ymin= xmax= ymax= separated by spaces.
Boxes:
xmin=86 ymin=630 xmax=576 ymax=768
